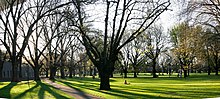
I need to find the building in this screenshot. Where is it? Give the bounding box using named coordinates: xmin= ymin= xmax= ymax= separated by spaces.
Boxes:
xmin=0 ymin=61 xmax=34 ymax=81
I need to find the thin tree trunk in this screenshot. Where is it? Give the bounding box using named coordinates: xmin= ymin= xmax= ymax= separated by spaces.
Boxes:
xmin=69 ymin=67 xmax=73 ymax=78
xmin=0 ymin=60 xmax=4 ymax=79
xmin=134 ymin=71 xmax=137 ymax=78
xmin=83 ymin=65 xmax=86 ymax=77
xmin=46 ymin=68 xmax=49 ymax=78
xmin=73 ymin=68 xmax=75 ymax=77
xmin=208 ymin=65 xmax=211 ymax=75
xmin=124 ymin=67 xmax=127 ymax=78
xmin=0 ymin=71 xmax=2 ymax=79
xmin=187 ymin=65 xmax=190 ymax=76
xmin=215 ymin=55 xmax=218 ymax=75
xmin=60 ymin=65 xmax=65 ymax=79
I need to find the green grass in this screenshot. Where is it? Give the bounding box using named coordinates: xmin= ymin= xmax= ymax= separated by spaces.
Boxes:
xmin=55 ymin=73 xmax=220 ymax=99
xmin=0 ymin=81 xmax=73 ymax=99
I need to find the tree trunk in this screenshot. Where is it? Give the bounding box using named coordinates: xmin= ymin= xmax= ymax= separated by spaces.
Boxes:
xmin=73 ymin=68 xmax=75 ymax=77
xmin=34 ymin=67 xmax=40 ymax=81
xmin=0 ymin=71 xmax=2 ymax=79
xmin=19 ymin=59 xmax=22 ymax=78
xmin=184 ymin=70 xmax=187 ymax=78
xmin=99 ymin=72 xmax=111 ymax=90
xmin=110 ymin=73 xmax=113 ymax=78
xmin=11 ymin=59 xmax=20 ymax=82
xmin=152 ymin=60 xmax=157 ymax=78
xmin=49 ymin=67 xmax=56 ymax=80
xmin=93 ymin=68 xmax=97 ymax=76
xmin=187 ymin=65 xmax=190 ymax=76
xmin=134 ymin=71 xmax=137 ymax=78
xmin=0 ymin=60 xmax=4 ymax=79
xmin=124 ymin=67 xmax=127 ymax=78
xmin=214 ymin=55 xmax=218 ymax=75
xmin=46 ymin=68 xmax=49 ymax=78
xmin=83 ymin=65 xmax=86 ymax=77
xmin=208 ymin=65 xmax=211 ymax=75
xmin=215 ymin=66 xmax=219 ymax=75
xmin=69 ymin=67 xmax=73 ymax=78
xmin=60 ymin=65 xmax=65 ymax=79
xmin=89 ymin=66 xmax=93 ymax=76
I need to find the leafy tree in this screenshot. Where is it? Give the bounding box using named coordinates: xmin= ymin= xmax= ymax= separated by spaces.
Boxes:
xmin=181 ymin=0 xmax=220 ymax=75
xmin=170 ymin=22 xmax=204 ymax=77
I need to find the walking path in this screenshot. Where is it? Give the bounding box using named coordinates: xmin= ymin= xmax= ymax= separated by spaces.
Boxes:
xmin=43 ymin=78 xmax=102 ymax=99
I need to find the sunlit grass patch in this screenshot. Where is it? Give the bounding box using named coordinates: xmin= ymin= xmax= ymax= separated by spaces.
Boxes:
xmin=56 ymin=73 xmax=220 ymax=99
xmin=0 ymin=80 xmax=72 ymax=99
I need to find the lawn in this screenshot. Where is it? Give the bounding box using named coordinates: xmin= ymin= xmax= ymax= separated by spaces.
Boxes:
xmin=0 ymin=80 xmax=72 ymax=99
xmin=55 ymin=73 xmax=220 ymax=99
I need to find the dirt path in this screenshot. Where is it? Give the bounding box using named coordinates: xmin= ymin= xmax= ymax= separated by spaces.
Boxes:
xmin=43 ymin=78 xmax=102 ymax=99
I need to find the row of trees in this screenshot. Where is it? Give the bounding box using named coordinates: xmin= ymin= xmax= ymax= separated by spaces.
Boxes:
xmin=170 ymin=0 xmax=220 ymax=77
xmin=1 ymin=0 xmax=219 ymax=90
xmin=0 ymin=0 xmax=171 ymax=90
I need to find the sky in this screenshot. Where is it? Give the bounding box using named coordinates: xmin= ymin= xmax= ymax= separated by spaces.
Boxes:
xmin=157 ymin=0 xmax=182 ymax=33
xmin=86 ymin=0 xmax=182 ymax=35
xmin=0 ymin=0 xmax=182 ymax=52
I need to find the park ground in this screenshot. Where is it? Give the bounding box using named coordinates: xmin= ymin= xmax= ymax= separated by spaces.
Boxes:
xmin=0 ymin=73 xmax=220 ymax=99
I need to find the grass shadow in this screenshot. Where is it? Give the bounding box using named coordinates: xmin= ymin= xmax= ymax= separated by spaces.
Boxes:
xmin=56 ymin=79 xmax=174 ymax=99
xmin=55 ymin=79 xmax=98 ymax=98
xmin=14 ymin=81 xmax=40 ymax=99
xmin=56 ymin=74 xmax=220 ymax=99
xmin=14 ymin=81 xmax=70 ymax=99
xmin=38 ymin=81 xmax=70 ymax=99
xmin=0 ymin=82 xmax=18 ymax=98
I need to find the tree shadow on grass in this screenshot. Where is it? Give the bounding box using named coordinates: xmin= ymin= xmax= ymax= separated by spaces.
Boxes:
xmin=0 ymin=82 xmax=18 ymax=98
xmin=55 ymin=79 xmax=98 ymax=99
xmin=56 ymin=79 xmax=175 ymax=99
xmin=14 ymin=81 xmax=69 ymax=99
xmin=57 ymin=78 xmax=220 ymax=99
xmin=14 ymin=81 xmax=40 ymax=99
xmin=38 ymin=81 xmax=70 ymax=99
xmin=65 ymin=77 xmax=116 ymax=83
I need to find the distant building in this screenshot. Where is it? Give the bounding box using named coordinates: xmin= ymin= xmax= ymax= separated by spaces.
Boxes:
xmin=1 ymin=61 xmax=34 ymax=81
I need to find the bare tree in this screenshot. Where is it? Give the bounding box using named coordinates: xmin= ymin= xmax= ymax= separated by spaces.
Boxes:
xmin=70 ymin=0 xmax=170 ymax=90
xmin=145 ymin=26 xmax=167 ymax=78
xmin=124 ymin=35 xmax=147 ymax=78
xmin=0 ymin=0 xmax=71 ymax=82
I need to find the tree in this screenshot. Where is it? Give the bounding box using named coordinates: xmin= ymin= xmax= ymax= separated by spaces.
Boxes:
xmin=67 ymin=39 xmax=81 ymax=78
xmin=204 ymin=29 xmax=220 ymax=75
xmin=70 ymin=0 xmax=170 ymax=90
xmin=181 ymin=0 xmax=220 ymax=75
xmin=123 ymin=33 xmax=147 ymax=78
xmin=0 ymin=0 xmax=71 ymax=82
xmin=144 ymin=26 xmax=167 ymax=78
xmin=170 ymin=22 xmax=204 ymax=77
